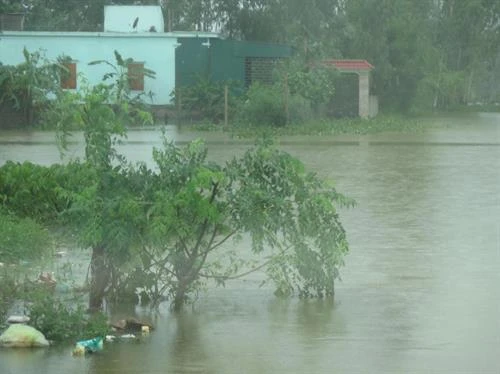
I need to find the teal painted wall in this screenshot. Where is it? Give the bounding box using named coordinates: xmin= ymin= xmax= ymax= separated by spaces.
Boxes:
xmin=175 ymin=38 xmax=293 ymax=87
xmin=175 ymin=38 xmax=211 ymax=86
xmin=1 ymin=32 xmax=177 ymax=105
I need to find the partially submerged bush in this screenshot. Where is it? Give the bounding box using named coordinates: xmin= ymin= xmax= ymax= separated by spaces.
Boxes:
xmin=28 ymin=294 xmax=109 ymax=342
xmin=0 ymin=268 xmax=19 ymax=324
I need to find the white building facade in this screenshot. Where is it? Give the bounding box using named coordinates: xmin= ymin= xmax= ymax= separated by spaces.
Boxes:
xmin=0 ymin=6 xmax=219 ymax=106
xmin=1 ymin=31 xmax=177 ymax=105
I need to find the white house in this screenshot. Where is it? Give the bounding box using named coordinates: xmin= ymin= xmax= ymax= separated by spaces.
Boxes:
xmin=0 ymin=6 xmax=219 ymax=106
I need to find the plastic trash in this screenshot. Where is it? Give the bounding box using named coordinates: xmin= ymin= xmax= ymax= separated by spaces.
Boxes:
xmin=105 ymin=335 xmax=116 ymax=342
xmin=120 ymin=334 xmax=136 ymax=339
xmin=72 ymin=344 xmax=85 ymax=356
xmin=7 ymin=315 xmax=30 ymax=324
xmin=37 ymin=272 xmax=57 ymax=290
xmin=72 ymin=337 xmax=103 ymax=355
xmin=0 ymin=324 xmax=49 ymax=348
xmin=110 ymin=318 xmax=154 ymax=332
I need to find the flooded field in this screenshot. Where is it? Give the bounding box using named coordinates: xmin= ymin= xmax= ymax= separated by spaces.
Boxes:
xmin=1 ymin=113 xmax=499 ymax=373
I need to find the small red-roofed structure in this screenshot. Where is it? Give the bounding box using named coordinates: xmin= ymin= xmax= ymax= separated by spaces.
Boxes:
xmin=323 ymin=59 xmax=374 ymax=71
xmin=323 ymin=59 xmax=376 ymax=118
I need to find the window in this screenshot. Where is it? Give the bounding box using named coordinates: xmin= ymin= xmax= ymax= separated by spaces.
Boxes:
xmin=244 ymin=57 xmax=280 ymax=87
xmin=60 ymin=62 xmax=77 ymax=89
xmin=128 ymin=62 xmax=144 ymax=91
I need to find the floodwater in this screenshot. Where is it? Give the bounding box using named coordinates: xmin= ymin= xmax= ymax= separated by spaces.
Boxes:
xmin=0 ymin=113 xmax=499 ymax=373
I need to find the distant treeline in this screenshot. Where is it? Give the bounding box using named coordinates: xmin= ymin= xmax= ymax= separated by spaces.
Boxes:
xmin=1 ymin=0 xmax=499 ymax=113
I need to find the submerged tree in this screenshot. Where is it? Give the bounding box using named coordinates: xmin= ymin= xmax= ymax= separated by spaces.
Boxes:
xmin=2 ymin=48 xmax=353 ymax=312
xmin=130 ymin=137 xmax=353 ymax=311
xmin=48 ymin=50 xmax=155 ymax=311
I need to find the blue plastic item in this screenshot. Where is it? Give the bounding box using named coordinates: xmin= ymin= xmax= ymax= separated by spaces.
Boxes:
xmin=75 ymin=337 xmax=103 ymax=353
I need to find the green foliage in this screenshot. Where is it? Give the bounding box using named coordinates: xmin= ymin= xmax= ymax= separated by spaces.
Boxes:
xmin=89 ymin=50 xmax=156 ymax=106
xmin=0 ymin=267 xmax=21 ymax=323
xmin=19 ymin=0 xmax=106 ymax=32
xmin=0 ymin=48 xmax=62 ymax=126
xmin=235 ymin=81 xmax=322 ymax=127
xmin=47 ymin=51 xmax=154 ymax=164
xmin=233 ymin=58 xmax=337 ymax=128
xmin=46 ymin=51 xmax=155 ymax=311
xmin=236 ymin=82 xmax=287 ymax=127
xmin=1 ymin=48 xmax=353 ymax=311
xmin=227 ymin=138 xmax=354 ymax=297
xmin=0 ymin=0 xmax=25 ymax=13
xmin=7 ymin=0 xmax=499 ymax=112
xmin=0 ymin=209 xmax=52 ymax=263
xmin=28 ymin=293 xmax=110 ymax=342
xmin=129 ymin=137 xmax=354 ymax=309
xmin=343 ymin=0 xmax=500 ymax=111
xmin=172 ymin=76 xmax=244 ymax=124
xmin=231 ymin=115 xmax=425 ymax=138
xmin=0 ymin=132 xmax=353 ymax=311
xmin=0 ymin=161 xmax=92 ymax=223
xmin=278 ymin=59 xmax=338 ymax=104
xmin=46 ymin=50 xmax=155 ymax=140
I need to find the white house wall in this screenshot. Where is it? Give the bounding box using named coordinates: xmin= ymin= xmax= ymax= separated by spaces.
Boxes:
xmin=0 ymin=32 xmax=176 ymax=105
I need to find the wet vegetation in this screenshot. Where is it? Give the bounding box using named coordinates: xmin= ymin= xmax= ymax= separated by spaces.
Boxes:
xmin=0 ymin=53 xmax=353 ymax=333
xmin=0 ymin=0 xmax=498 ymax=346
xmin=191 ymin=115 xmax=427 ymax=138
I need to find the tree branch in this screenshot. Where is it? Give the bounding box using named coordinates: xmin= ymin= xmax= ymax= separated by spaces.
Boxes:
xmin=207 ymin=228 xmax=238 ymax=252
xmin=192 ymin=181 xmax=219 ymax=255
xmin=200 ymin=244 xmax=294 ymax=281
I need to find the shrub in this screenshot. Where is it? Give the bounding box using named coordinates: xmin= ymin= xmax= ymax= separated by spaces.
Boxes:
xmin=288 ymin=94 xmax=315 ymax=123
xmin=0 ymin=48 xmax=62 ymax=126
xmin=0 ymin=268 xmax=19 ymax=324
xmin=28 ymin=293 xmax=110 ymax=342
xmin=0 ymin=209 xmax=52 ymax=263
xmin=172 ymin=76 xmax=244 ymax=124
xmin=235 ymin=82 xmax=287 ymax=127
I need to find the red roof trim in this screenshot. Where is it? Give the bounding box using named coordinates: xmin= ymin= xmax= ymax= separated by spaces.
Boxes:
xmin=323 ymin=59 xmax=374 ymax=70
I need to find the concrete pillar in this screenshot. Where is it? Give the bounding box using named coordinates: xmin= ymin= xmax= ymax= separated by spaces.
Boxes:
xmin=358 ymin=71 xmax=370 ymax=118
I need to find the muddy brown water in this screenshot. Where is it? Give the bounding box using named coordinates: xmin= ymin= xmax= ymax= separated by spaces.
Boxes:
xmin=0 ymin=113 xmax=499 ymax=373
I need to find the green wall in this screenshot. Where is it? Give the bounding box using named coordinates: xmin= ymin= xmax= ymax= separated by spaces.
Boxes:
xmin=175 ymin=38 xmax=293 ymax=87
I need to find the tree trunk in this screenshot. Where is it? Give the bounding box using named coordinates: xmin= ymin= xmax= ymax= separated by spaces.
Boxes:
xmin=465 ymin=69 xmax=474 ymax=104
xmin=89 ymin=246 xmax=109 ymax=312
xmin=172 ymin=278 xmax=190 ymax=312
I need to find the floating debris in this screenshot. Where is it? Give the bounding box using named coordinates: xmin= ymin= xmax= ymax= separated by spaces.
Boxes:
xmin=72 ymin=337 xmax=103 ymax=356
xmin=110 ymin=318 xmax=154 ymax=333
xmin=0 ymin=324 xmax=49 ymax=348
xmin=38 ymin=272 xmax=57 ymax=288
xmin=7 ymin=315 xmax=30 ymax=324
xmin=119 ymin=334 xmax=136 ymax=339
xmin=105 ymin=335 xmax=116 ymax=342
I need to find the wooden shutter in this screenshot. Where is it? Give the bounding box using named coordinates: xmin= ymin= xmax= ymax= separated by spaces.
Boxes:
xmin=128 ymin=62 xmax=144 ymax=91
xmin=61 ymin=62 xmax=77 ymax=89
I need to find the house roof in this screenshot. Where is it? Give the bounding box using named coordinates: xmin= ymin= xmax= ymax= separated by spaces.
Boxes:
xmin=323 ymin=59 xmax=374 ymax=71
xmin=0 ymin=31 xmax=221 ymax=39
